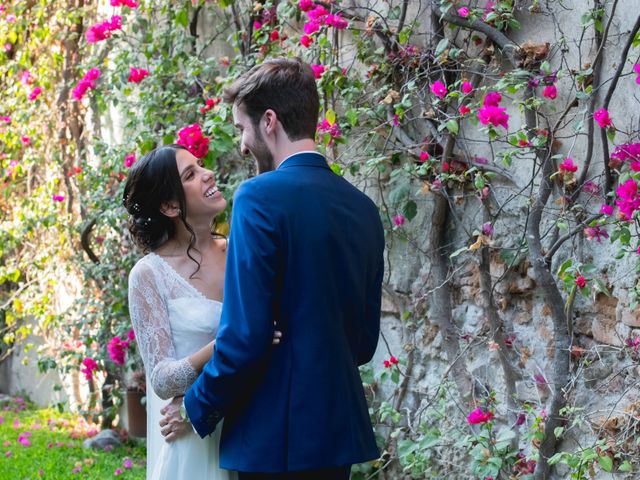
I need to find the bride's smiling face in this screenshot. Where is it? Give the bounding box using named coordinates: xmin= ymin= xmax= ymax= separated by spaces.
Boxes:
xmin=175 ymin=149 xmax=226 ymax=219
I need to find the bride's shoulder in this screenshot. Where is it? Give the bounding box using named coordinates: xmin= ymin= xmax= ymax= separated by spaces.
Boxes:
xmin=129 ymin=254 xmax=160 ymax=283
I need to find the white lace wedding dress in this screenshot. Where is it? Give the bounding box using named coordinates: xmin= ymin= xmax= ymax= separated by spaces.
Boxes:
xmin=128 ymin=252 xmax=237 ymax=480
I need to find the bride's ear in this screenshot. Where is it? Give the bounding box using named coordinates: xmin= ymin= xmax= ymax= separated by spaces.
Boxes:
xmin=160 ymin=201 xmax=181 ymax=218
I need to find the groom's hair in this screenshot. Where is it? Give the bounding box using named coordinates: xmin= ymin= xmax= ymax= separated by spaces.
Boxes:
xmin=223 ymin=57 xmax=319 ymax=141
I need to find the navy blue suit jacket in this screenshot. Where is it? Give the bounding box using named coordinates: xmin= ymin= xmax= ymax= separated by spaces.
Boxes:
xmin=184 ymin=152 xmax=384 ymax=473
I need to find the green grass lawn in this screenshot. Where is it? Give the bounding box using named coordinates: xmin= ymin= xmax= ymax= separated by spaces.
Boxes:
xmin=0 ymin=396 xmax=145 ymax=479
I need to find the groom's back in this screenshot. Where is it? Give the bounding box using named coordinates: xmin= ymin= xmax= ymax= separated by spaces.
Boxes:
xmin=220 ymin=153 xmax=383 ymax=472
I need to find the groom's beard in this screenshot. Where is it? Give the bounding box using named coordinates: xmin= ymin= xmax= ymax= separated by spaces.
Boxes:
xmin=251 ymin=127 xmax=275 ymax=174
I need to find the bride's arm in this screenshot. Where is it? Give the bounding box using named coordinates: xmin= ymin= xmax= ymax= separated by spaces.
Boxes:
xmin=128 ymin=262 xmax=199 ymax=400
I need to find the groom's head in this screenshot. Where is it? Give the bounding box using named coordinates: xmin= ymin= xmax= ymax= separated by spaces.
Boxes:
xmin=223 ymin=57 xmax=320 ymax=173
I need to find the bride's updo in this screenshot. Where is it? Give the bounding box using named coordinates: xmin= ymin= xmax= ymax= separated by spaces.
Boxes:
xmin=123 ymin=144 xmax=190 ymax=252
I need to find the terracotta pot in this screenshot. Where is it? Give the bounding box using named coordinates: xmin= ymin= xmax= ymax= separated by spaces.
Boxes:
xmin=126 ymin=389 xmax=147 ymax=438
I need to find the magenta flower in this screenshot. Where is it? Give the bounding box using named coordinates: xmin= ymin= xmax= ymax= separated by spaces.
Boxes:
xmin=307 ymin=6 xmax=329 ymax=22
xmin=111 ymin=0 xmax=138 ymax=7
xmin=558 ymin=157 xmax=577 ymax=174
xmin=12 ymin=419 xmax=19 ymax=428
xmin=127 ymin=329 xmax=135 ymax=341
xmin=124 ymin=152 xmax=136 ymax=168
xmin=6 ymin=13 xmax=16 ymax=22
xmin=4 ymin=451 xmax=11 ymax=458
xmin=21 ymin=135 xmax=30 ymax=146
xmin=431 ymin=80 xmax=447 ymax=99
xmin=107 ymin=336 xmax=130 ymax=365
xmin=123 ymin=458 xmax=133 ymax=469
xmin=317 ymin=119 xmax=342 ymax=145
xmin=582 ymin=181 xmax=600 ymax=194
xmin=0 ymin=416 xmax=3 ymax=425
xmin=515 ymin=413 xmax=526 ymax=426
xmin=81 ymin=358 xmax=99 ymax=381
xmin=325 ymin=14 xmax=348 ymax=29
xmin=461 ymin=81 xmax=473 ymax=94
xmin=458 ymin=7 xmax=470 ymax=17
xmin=392 ymin=114 xmax=399 ymax=126
xmin=584 ymin=226 xmax=609 ymax=242
xmin=128 ymin=67 xmax=150 ymax=84
xmin=394 ymin=214 xmax=405 ymax=227
xmin=85 ymin=16 xmax=122 ymax=44
xmin=483 ymin=91 xmax=502 ymax=107
xmin=634 ymin=64 xmax=640 ymax=84
xmin=253 ymin=20 xmax=262 ymax=30
xmin=575 ymin=276 xmax=586 ymax=288
xmin=467 ymin=407 xmax=494 ymax=424
xmin=460 ymin=103 xmax=471 ymax=114
xmin=478 ymin=105 xmax=509 ymax=129
xmin=300 ymin=35 xmax=312 ymax=48
xmin=600 ymin=204 xmax=614 ymax=216
xmin=114 ymin=468 xmax=123 ymax=476
xmin=18 ymin=432 xmax=31 ymax=447
xmin=610 ymin=143 xmax=640 ymax=169
xmin=481 ymin=222 xmax=494 ymax=236
xmin=303 ymin=20 xmax=320 ymax=35
xmin=298 ymin=0 xmax=313 ymax=11
xmin=72 ymin=68 xmax=101 ymax=101
xmin=176 ymin=124 xmax=210 ymax=159
xmin=542 ymin=85 xmax=557 ymax=99
xmin=615 ymin=178 xmax=640 ymax=221
xmin=420 ymin=151 xmax=429 ymax=162
xmin=0 ymin=115 xmax=10 ymax=124
xmin=310 ymin=64 xmax=325 ymax=79
xmin=52 ymin=195 xmax=65 ymax=202
xmin=594 ymin=108 xmax=612 ymax=128
xmin=28 ymin=87 xmax=42 ymax=101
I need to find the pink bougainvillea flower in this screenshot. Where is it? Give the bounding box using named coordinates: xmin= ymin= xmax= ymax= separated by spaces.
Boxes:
xmin=392 ymin=114 xmax=399 ymax=126
xmin=515 ymin=413 xmax=526 ymax=426
xmin=307 ymin=6 xmax=329 ymax=22
xmin=459 ymin=104 xmax=471 ymax=115
xmin=20 ymin=135 xmax=30 ymax=146
xmin=128 ymin=67 xmax=150 ymax=84
xmin=483 ymin=91 xmax=502 ymax=107
xmin=123 ymin=458 xmax=133 ymax=469
xmin=481 ymin=222 xmax=494 ymax=236
xmin=111 ymin=0 xmax=138 ymax=7
xmin=542 ymin=85 xmax=557 ymax=99
xmin=467 ymin=407 xmax=494 ymax=424
xmin=6 ymin=13 xmax=16 ymax=22
xmin=518 ymin=138 xmax=531 ymax=147
xmin=317 ymin=119 xmax=342 ymax=145
xmin=18 ymin=433 xmax=31 ymax=447
xmin=0 ymin=115 xmax=10 ymax=124
xmin=28 ymin=86 xmax=42 ymax=101
xmin=458 ymin=7 xmax=470 ymax=17
xmin=107 ymin=336 xmax=130 ymax=365
xmin=20 ymin=70 xmax=31 ymax=85
xmin=610 ymin=142 xmax=640 ymax=169
xmin=420 ymin=151 xmax=429 ymax=162
xmin=558 ymin=157 xmax=577 ymax=173
xmin=430 ymin=80 xmax=447 ymax=99
xmin=303 ymin=20 xmax=321 ymax=35
xmin=300 ymin=35 xmax=313 ymax=48
xmin=478 ymin=105 xmax=509 ymax=129
xmin=298 ymin=0 xmax=313 ymax=11
xmin=52 ymin=195 xmax=65 ymax=202
xmin=127 ymin=329 xmax=135 ymax=341
xmin=253 ymin=20 xmax=262 ymax=30
xmin=615 ymin=178 xmax=640 ymax=221
xmin=114 ymin=468 xmax=123 ymax=476
xmin=600 ymin=204 xmax=614 ymax=215
xmin=633 ymin=64 xmax=640 ymax=84
xmin=584 ymin=226 xmax=609 ymax=242
xmin=594 ymin=108 xmax=612 ymax=128
xmin=81 ymin=358 xmax=98 ymax=381
xmin=310 ymin=64 xmax=325 ymax=79
xmin=325 ymin=13 xmax=349 ymax=29
xmin=124 ymin=152 xmax=136 ymax=168
xmin=85 ymin=16 xmax=122 ymax=44
xmin=575 ymin=275 xmax=586 ymax=288
xmin=461 ymin=81 xmax=473 ymax=94
xmin=176 ymin=123 xmax=210 ymax=159
xmin=269 ymin=30 xmax=280 ymax=41
xmin=394 ymin=214 xmax=405 ymax=227
xmin=582 ymin=181 xmax=600 ymax=194
xmin=442 ymin=161 xmax=450 ymax=172
xmin=72 ymin=68 xmax=101 ymax=101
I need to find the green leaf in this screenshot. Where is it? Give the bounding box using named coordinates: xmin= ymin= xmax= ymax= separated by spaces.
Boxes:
xmin=329 ymin=163 xmax=344 ymax=176
xmin=403 ymin=200 xmax=417 ymax=221
xmin=175 ymin=8 xmax=189 ymax=28
xmin=445 ymin=119 xmax=459 ymax=135
xmin=474 ymin=174 xmax=485 ymax=190
xmin=598 ymin=456 xmax=613 ymax=473
xmin=326 ymin=109 xmax=336 ymax=126
xmin=435 ymin=38 xmax=449 ymax=57
xmin=618 ymin=460 xmax=632 ymax=472
xmin=449 ymin=246 xmax=468 ymax=259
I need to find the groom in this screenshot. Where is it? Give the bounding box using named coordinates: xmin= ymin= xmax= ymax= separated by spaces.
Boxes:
xmin=168 ymin=58 xmax=384 ymax=479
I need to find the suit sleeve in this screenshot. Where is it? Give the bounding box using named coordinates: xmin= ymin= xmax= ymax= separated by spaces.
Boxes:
xmin=356 ymin=218 xmax=384 ymax=365
xmin=184 ymin=181 xmax=279 ymax=438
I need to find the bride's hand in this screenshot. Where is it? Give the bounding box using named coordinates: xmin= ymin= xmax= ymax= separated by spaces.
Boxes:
xmin=159 ymin=396 xmax=191 ymax=443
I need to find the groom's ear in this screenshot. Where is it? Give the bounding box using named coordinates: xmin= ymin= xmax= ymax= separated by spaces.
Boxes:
xmin=159 ymin=201 xmax=181 ymax=218
xmin=263 ymin=109 xmax=277 ymax=135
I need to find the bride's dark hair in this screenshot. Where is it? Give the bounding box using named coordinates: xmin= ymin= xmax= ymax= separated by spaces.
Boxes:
xmin=123 ymin=144 xmax=203 ymax=276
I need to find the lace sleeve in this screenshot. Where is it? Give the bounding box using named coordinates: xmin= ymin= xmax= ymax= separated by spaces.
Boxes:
xmin=128 ymin=260 xmax=198 ymax=399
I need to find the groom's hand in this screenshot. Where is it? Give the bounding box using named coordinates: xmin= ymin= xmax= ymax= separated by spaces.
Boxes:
xmin=159 ymin=396 xmax=191 ymax=443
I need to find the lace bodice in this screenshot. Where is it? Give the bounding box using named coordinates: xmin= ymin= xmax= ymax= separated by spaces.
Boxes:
xmin=128 ymin=253 xmax=222 ymax=399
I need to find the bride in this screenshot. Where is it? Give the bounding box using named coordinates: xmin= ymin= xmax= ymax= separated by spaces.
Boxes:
xmin=123 ymin=144 xmax=280 ymax=479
